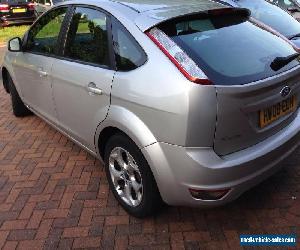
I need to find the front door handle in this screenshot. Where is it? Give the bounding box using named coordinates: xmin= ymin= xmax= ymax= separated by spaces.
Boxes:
xmin=87 ymin=82 xmax=103 ymax=95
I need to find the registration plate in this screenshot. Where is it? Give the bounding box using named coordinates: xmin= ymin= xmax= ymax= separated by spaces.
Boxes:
xmin=259 ymin=95 xmax=297 ymax=128
xmin=12 ymin=8 xmax=27 ymax=13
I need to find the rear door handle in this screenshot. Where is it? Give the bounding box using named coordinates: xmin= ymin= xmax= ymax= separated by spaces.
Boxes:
xmin=87 ymin=82 xmax=103 ymax=95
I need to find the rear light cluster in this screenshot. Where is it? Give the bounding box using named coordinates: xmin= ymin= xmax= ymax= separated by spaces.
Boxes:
xmin=27 ymin=2 xmax=35 ymax=10
xmin=146 ymin=27 xmax=211 ymax=85
xmin=0 ymin=4 xmax=9 ymax=12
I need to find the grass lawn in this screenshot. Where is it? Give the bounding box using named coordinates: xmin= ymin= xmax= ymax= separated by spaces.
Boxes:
xmin=0 ymin=25 xmax=29 ymax=44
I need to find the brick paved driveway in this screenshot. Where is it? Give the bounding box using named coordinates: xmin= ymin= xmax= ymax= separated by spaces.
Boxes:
xmin=0 ymin=46 xmax=300 ymax=249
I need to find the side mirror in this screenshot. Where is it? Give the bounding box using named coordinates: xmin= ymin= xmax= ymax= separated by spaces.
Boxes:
xmin=8 ymin=37 xmax=22 ymax=52
xmin=288 ymin=7 xmax=299 ymax=12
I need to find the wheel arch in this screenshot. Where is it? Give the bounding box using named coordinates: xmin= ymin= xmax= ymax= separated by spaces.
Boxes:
xmin=95 ymin=105 xmax=158 ymax=160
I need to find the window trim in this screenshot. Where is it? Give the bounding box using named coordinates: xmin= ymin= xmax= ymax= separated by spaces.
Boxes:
xmin=57 ymin=4 xmax=115 ymax=70
xmin=22 ymin=5 xmax=73 ymax=58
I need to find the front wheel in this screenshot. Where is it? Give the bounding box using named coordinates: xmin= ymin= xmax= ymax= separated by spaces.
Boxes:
xmin=104 ymin=133 xmax=163 ymax=218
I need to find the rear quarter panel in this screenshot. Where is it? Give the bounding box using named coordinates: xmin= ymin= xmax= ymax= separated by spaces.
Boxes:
xmin=100 ymin=19 xmax=217 ymax=148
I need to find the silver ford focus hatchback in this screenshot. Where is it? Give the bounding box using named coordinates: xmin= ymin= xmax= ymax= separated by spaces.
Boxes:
xmin=2 ymin=0 xmax=300 ymax=217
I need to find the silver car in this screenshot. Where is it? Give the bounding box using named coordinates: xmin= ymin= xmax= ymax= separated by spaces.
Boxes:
xmin=2 ymin=0 xmax=300 ymax=217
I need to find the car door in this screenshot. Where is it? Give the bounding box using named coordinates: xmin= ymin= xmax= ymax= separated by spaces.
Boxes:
xmin=51 ymin=6 xmax=115 ymax=150
xmin=12 ymin=6 xmax=69 ymax=123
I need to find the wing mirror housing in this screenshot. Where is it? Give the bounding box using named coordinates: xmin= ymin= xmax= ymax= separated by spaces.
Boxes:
xmin=8 ymin=37 xmax=22 ymax=52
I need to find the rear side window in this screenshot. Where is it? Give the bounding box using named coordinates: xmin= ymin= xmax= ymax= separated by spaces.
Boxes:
xmin=112 ymin=18 xmax=147 ymax=71
xmin=64 ymin=7 xmax=110 ymax=66
xmin=158 ymin=12 xmax=299 ymax=85
xmin=26 ymin=7 xmax=67 ymax=55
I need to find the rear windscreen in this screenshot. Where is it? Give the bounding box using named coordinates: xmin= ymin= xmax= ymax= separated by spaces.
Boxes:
xmin=158 ymin=12 xmax=300 ymax=85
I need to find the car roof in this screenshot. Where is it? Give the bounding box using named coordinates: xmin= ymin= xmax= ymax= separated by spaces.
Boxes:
xmin=57 ymin=0 xmax=229 ymax=31
xmin=111 ymin=0 xmax=223 ymax=13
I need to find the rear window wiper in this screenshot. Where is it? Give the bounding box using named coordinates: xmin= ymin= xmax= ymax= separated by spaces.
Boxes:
xmin=270 ymin=52 xmax=300 ymax=71
xmin=288 ymin=33 xmax=300 ymax=40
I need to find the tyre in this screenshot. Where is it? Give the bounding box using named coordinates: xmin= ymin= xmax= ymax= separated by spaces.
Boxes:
xmin=8 ymin=74 xmax=32 ymax=117
xmin=104 ymin=133 xmax=163 ymax=218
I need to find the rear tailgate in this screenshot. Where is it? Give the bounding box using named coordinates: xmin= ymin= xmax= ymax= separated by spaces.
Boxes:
xmin=148 ymin=7 xmax=300 ymax=154
xmin=215 ymin=69 xmax=300 ymax=155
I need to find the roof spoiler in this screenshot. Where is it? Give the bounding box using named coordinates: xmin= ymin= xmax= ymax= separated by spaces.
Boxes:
xmin=135 ymin=7 xmax=251 ymax=32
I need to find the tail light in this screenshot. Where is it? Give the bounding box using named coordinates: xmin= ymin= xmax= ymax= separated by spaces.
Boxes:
xmin=146 ymin=27 xmax=212 ymax=85
xmin=0 ymin=4 xmax=9 ymax=12
xmin=27 ymin=2 xmax=35 ymax=11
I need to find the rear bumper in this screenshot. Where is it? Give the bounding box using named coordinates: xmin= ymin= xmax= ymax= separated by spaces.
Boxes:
xmin=0 ymin=16 xmax=35 ymax=26
xmin=142 ymin=110 xmax=300 ymax=207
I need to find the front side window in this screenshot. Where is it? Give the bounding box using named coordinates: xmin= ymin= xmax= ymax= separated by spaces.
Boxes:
xmin=64 ymin=7 xmax=109 ymax=66
xmin=26 ymin=7 xmax=67 ymax=54
xmin=112 ymin=18 xmax=147 ymax=71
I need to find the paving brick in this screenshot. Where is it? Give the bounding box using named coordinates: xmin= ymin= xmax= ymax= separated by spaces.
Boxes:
xmin=44 ymin=209 xmax=69 ymax=219
xmin=27 ymin=210 xmax=45 ymax=229
xmin=1 ymin=220 xmax=28 ymax=231
xmin=59 ymin=192 xmax=74 ymax=209
xmin=35 ymin=219 xmax=53 ymax=239
xmin=101 ymin=226 xmax=116 ymax=249
xmin=78 ymin=208 xmax=93 ymax=226
xmin=28 ymin=194 xmax=51 ymax=203
xmin=73 ymin=236 xmax=101 ymax=248
xmin=7 ymin=230 xmax=36 ymax=241
xmin=57 ymin=238 xmax=73 ymax=250
xmin=84 ymin=199 xmax=107 ymax=208
xmin=62 ymin=227 xmax=89 ymax=238
xmin=106 ymin=216 xmax=130 ymax=226
xmin=114 ymin=235 xmax=128 ymax=250
xmin=17 ymin=240 xmax=44 ymax=250
xmin=0 ymin=211 xmax=19 ymax=222
xmin=2 ymin=241 xmax=18 ymax=250
xmin=35 ymin=202 xmax=58 ymax=212
xmin=5 ymin=189 xmax=21 ymax=204
xmin=0 ymin=231 xmax=9 ymax=249
xmin=18 ymin=202 xmax=36 ymax=220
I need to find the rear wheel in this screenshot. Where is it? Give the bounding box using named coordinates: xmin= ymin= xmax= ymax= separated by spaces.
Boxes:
xmin=104 ymin=133 xmax=163 ymax=218
xmin=8 ymin=74 xmax=32 ymax=117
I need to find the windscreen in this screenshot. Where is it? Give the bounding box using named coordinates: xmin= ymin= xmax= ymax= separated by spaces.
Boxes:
xmin=158 ymin=12 xmax=299 ymax=85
